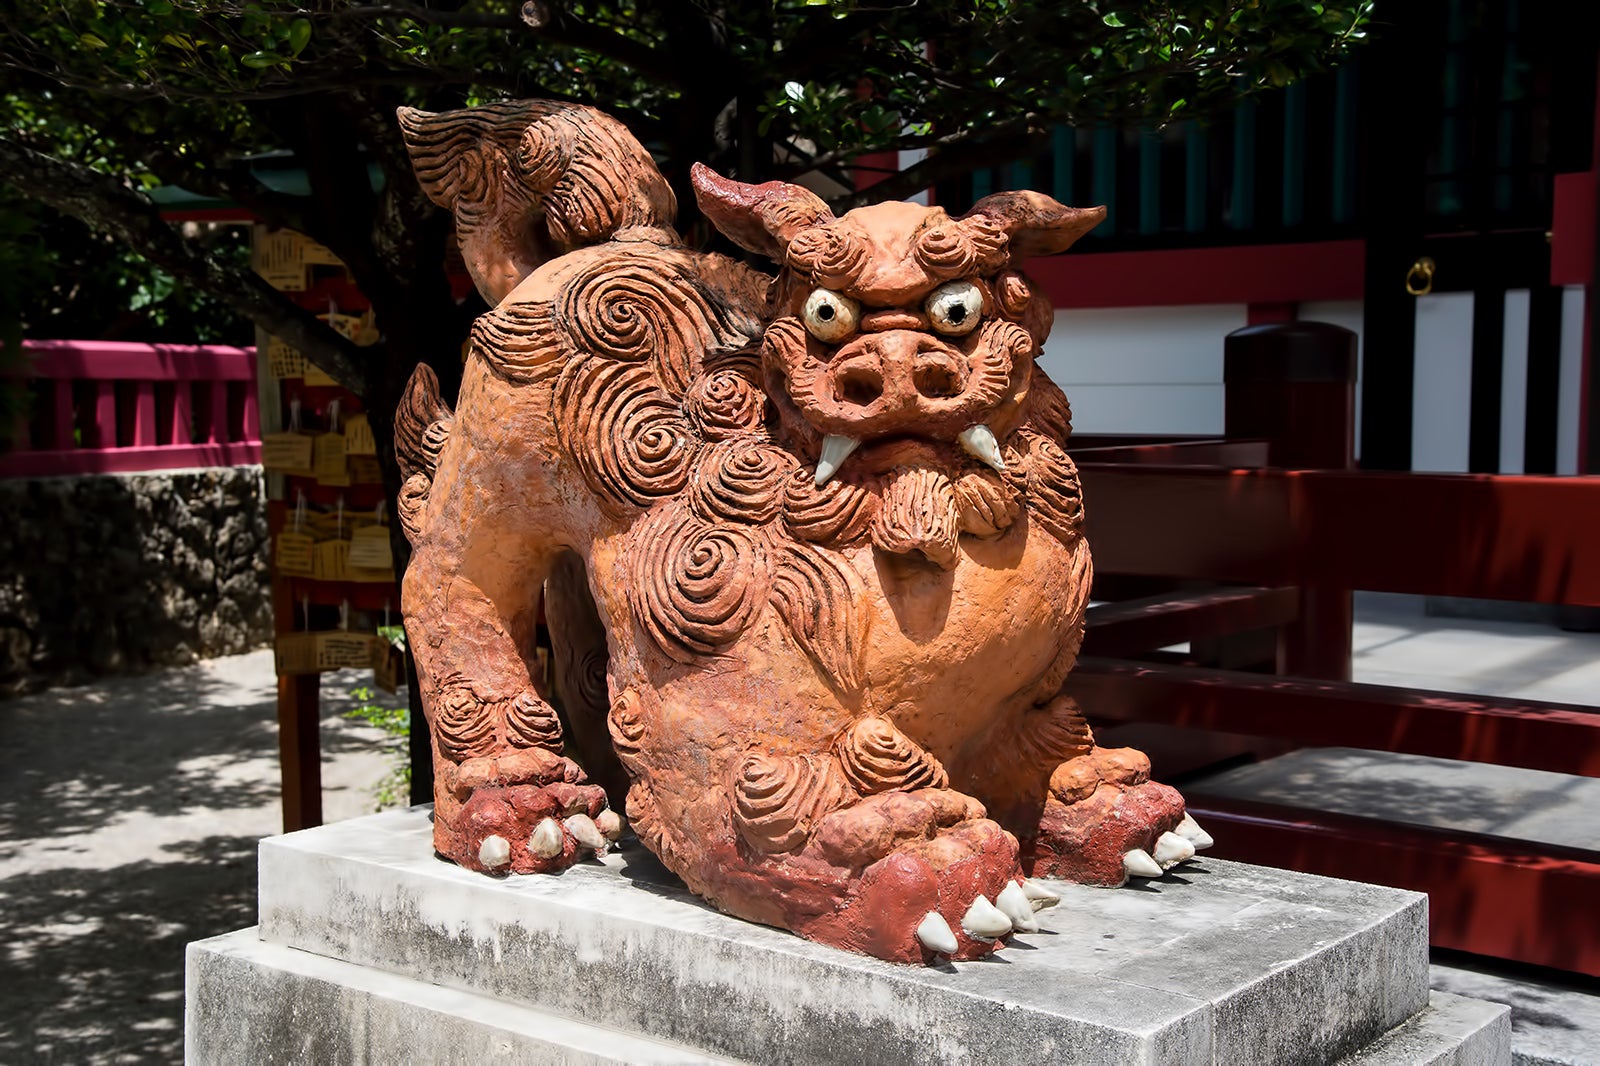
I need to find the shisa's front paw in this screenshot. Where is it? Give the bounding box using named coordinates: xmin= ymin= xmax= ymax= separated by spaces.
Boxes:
xmin=1026 ymin=747 xmax=1210 ymax=886
xmin=812 ymin=817 xmax=1048 ymax=964
xmin=436 ymin=748 xmax=618 ymax=875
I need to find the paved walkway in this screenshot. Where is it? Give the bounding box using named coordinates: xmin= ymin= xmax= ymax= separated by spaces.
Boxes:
xmin=0 ymin=651 xmax=392 ymax=1064
xmin=1 ymin=596 xmax=1596 ymax=1063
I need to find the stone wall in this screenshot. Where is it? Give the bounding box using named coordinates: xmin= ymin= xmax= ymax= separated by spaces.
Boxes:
xmin=0 ymin=467 xmax=271 ymax=695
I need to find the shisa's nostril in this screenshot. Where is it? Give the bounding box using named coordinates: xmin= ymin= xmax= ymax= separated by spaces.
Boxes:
xmin=836 ymin=366 xmax=884 ymax=407
xmin=913 ymin=362 xmax=963 ymax=399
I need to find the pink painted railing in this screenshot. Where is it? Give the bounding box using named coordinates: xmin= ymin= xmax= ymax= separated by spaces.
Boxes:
xmin=1 ymin=340 xmax=261 ymax=477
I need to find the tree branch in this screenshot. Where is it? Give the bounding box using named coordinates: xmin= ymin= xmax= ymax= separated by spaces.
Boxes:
xmin=0 ymin=137 xmax=366 ymax=390
xmin=831 ymin=124 xmax=1052 ymax=211
xmin=336 ymin=2 xmax=685 ymax=87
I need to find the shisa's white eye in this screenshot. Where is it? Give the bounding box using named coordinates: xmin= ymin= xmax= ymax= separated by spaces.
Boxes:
xmin=925 ymin=280 xmax=984 ymax=336
xmin=802 ymin=288 xmax=860 ymax=342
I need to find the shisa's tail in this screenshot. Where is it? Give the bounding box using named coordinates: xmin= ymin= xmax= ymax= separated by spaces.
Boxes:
xmin=393 ymin=362 xmax=453 ymax=545
xmin=397 ymin=100 xmax=679 ymax=304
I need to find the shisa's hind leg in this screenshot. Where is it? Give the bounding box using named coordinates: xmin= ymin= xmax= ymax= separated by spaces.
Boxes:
xmin=544 ymin=550 xmax=628 ymax=807
xmin=613 ymin=683 xmax=1036 ymax=964
xmin=402 ymin=511 xmax=610 ymax=876
xmin=980 ymin=695 xmax=1210 ymax=885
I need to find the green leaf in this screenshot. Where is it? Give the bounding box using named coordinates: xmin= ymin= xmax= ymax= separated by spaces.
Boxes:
xmin=287 ymin=18 xmax=311 ymax=56
xmin=239 ymin=50 xmax=282 ymax=69
xmin=1102 ymin=12 xmax=1125 ymax=28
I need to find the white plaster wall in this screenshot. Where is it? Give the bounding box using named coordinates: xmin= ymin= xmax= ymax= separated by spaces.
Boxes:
xmin=1557 ymin=285 xmax=1585 ymax=476
xmin=1410 ymin=292 xmax=1476 ymax=473
xmin=1498 ymin=290 xmax=1531 ymax=475
xmin=1299 ymin=301 xmax=1365 ymax=462
xmin=1038 ymin=304 xmax=1247 ymax=435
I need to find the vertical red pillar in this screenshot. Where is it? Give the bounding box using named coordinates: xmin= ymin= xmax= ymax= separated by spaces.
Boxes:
xmin=1225 ymin=321 xmax=1358 ymax=679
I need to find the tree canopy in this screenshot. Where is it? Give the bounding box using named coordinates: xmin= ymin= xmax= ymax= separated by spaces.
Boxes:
xmin=0 ymin=0 xmax=1374 ymax=408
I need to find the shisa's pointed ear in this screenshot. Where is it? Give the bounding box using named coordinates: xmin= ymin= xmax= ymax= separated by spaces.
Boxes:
xmin=962 ymin=191 xmax=1106 ymax=260
xmin=691 ymin=163 xmax=835 ymax=260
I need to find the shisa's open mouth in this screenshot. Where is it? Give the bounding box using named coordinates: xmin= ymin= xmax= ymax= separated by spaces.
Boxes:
xmin=811 ymin=425 xmax=1007 ymax=488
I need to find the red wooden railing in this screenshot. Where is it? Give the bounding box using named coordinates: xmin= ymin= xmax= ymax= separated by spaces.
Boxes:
xmin=1 ymin=340 xmax=261 ymax=477
xmin=1070 ymin=323 xmax=1600 ymax=976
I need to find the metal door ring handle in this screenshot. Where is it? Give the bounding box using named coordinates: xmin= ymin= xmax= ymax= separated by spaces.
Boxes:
xmin=1406 ymin=257 xmax=1436 ymax=296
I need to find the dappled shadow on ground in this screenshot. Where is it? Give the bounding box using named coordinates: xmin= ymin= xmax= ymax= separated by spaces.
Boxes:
xmin=0 ymin=835 xmax=257 ymax=1065
xmin=0 ymin=651 xmax=398 ymax=1063
xmin=0 ymin=655 xmax=387 ymax=846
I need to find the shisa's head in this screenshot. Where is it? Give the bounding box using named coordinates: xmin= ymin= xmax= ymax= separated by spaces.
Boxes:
xmin=692 ymin=165 xmax=1103 ymax=486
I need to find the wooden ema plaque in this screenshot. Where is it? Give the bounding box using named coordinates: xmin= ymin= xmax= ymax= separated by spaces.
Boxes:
xmin=347 ymin=525 xmax=393 ymax=570
xmin=275 ymin=531 xmax=315 ymax=576
xmin=261 ymin=432 xmax=315 ymax=475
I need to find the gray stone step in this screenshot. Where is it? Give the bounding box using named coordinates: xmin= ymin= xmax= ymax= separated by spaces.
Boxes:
xmin=1431 ymin=961 xmax=1600 ymax=1066
xmin=186 ymin=927 xmax=740 ymax=1065
xmin=250 ymin=806 xmax=1441 ymax=1066
xmin=1338 ymin=991 xmax=1511 ymax=1066
xmin=1188 ymin=747 xmax=1600 ymax=852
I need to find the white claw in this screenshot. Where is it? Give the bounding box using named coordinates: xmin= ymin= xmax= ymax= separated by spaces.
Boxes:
xmin=1021 ymin=878 xmax=1061 ymax=912
xmin=595 ymin=809 xmax=625 ymax=841
xmin=995 ymin=882 xmax=1040 ymax=932
xmin=960 ymin=895 xmax=1013 ymax=939
xmin=814 ymin=434 xmax=861 ymax=487
xmin=915 ymin=911 xmax=959 ymax=955
xmin=530 ymin=817 xmax=565 ymax=859
xmin=1153 ymin=831 xmax=1196 ymax=868
xmin=1175 ymin=813 xmax=1214 ymax=850
xmin=564 ymin=813 xmax=607 ymax=852
xmin=477 ymin=834 xmax=511 ymax=869
xmin=1123 ymin=848 xmax=1163 ymax=879
xmin=958 ymin=424 xmax=1005 ymax=472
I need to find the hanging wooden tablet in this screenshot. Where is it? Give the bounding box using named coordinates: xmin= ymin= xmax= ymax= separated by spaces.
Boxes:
xmin=273 ymin=632 xmax=319 ymax=675
xmin=343 ymin=413 xmax=377 ymax=455
xmin=316 ymin=631 xmax=375 ymax=670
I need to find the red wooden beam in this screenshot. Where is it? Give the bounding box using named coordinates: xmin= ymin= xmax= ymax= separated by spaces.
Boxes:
xmin=1068 ymin=657 xmax=1600 ymax=777
xmin=1080 ymin=465 xmax=1600 ymax=607
xmin=18 ymin=340 xmax=257 ymax=381
xmin=0 ymin=442 xmax=262 ymax=478
xmin=1185 ymin=795 xmax=1600 ymax=976
xmin=1031 ymin=239 xmax=1365 ymax=309
xmin=1071 ymin=439 xmax=1271 ymax=466
xmin=1082 ymin=586 xmax=1299 ymax=658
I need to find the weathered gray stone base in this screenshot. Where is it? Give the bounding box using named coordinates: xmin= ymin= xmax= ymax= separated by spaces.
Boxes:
xmin=187 ymin=807 xmax=1511 ymax=1065
xmin=186 ymin=929 xmax=729 ymax=1065
xmin=1339 ymin=992 xmax=1511 ymax=1065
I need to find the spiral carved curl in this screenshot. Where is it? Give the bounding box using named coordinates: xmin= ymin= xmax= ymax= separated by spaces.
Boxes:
xmin=503 ymin=691 xmax=564 ymax=752
xmin=685 ymin=367 xmax=767 ymax=441
xmin=688 ymin=438 xmax=797 ymax=525
xmin=836 ymin=716 xmax=949 ymax=795
xmin=555 ymin=360 xmax=696 ymax=513
xmin=434 ymin=686 xmax=497 ymax=763
xmin=781 ymin=467 xmax=878 ymax=546
xmin=732 ymin=752 xmax=850 ymax=854
xmin=626 ymin=501 xmax=770 ymax=662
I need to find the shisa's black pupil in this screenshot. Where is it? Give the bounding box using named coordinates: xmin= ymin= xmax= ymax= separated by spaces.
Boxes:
xmin=817 ymin=305 xmax=835 ymax=320
xmin=948 ymin=304 xmax=967 ymax=323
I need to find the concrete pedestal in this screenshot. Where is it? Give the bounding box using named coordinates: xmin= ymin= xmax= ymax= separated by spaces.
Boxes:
xmin=187 ymin=807 xmax=1510 ymax=1065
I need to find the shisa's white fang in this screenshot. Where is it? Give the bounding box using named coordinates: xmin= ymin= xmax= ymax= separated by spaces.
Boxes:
xmin=814 ymin=434 xmax=861 ymax=487
xmin=996 ymin=881 xmax=1040 ymax=932
xmin=478 ymin=834 xmax=511 ymax=868
xmin=961 ymin=895 xmax=1013 ymax=939
xmin=1021 ymin=878 xmax=1061 ymax=911
xmin=595 ymin=809 xmax=625 ymax=841
xmin=564 ymin=813 xmax=607 ymax=851
xmin=916 ymin=911 xmax=959 ymax=955
xmin=958 ymin=424 xmax=1005 ymax=472
xmin=1123 ymin=848 xmax=1163 ymax=878
xmin=1153 ymin=831 xmax=1196 ymax=868
xmin=1175 ymin=813 xmax=1214 ymax=850
xmin=530 ymin=817 xmax=565 ymax=858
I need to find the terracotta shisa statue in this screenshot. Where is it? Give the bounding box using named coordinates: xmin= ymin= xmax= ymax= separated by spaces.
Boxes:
xmin=392 ymin=100 xmax=1210 ymax=965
